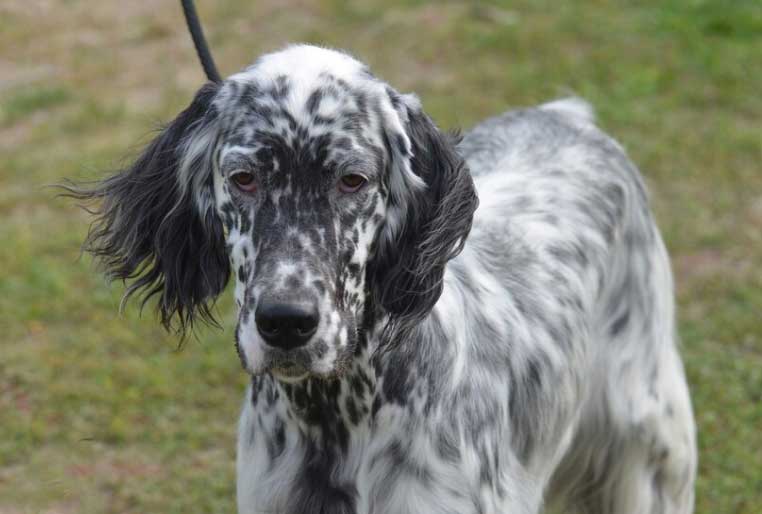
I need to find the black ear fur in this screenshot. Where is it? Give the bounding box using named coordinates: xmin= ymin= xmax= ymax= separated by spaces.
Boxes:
xmin=63 ymin=83 xmax=229 ymax=336
xmin=372 ymin=107 xmax=478 ymax=340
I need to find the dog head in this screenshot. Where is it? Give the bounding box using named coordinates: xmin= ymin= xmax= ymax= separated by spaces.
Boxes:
xmin=73 ymin=45 xmax=477 ymax=382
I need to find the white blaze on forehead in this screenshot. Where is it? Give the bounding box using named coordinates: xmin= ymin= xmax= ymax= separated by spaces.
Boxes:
xmin=315 ymin=94 xmax=342 ymax=117
xmin=230 ymin=44 xmax=368 ymax=111
xmin=249 ymin=44 xmax=366 ymax=80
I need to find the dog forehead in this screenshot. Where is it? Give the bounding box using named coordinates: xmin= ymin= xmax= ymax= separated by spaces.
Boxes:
xmin=243 ymin=44 xmax=369 ymax=83
xmin=227 ymin=44 xmax=375 ymax=110
xmin=217 ymin=46 xmax=391 ymax=173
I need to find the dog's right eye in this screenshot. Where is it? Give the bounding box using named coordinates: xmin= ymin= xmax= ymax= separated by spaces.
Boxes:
xmin=231 ymin=172 xmax=257 ymax=193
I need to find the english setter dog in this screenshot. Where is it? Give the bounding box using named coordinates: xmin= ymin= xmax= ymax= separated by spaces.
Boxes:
xmin=73 ymin=45 xmax=697 ymax=513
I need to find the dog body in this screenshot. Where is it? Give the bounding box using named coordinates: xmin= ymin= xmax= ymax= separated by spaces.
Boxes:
xmin=74 ymin=45 xmax=696 ymax=513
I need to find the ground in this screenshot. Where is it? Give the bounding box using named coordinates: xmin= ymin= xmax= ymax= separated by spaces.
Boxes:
xmin=0 ymin=1 xmax=760 ymax=513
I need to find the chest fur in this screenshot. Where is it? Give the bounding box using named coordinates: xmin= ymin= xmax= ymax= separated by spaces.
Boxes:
xmin=236 ymin=385 xmax=495 ymax=514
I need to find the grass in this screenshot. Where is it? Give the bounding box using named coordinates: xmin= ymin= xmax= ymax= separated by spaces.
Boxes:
xmin=0 ymin=87 xmax=72 ymax=126
xmin=1 ymin=0 xmax=760 ymax=512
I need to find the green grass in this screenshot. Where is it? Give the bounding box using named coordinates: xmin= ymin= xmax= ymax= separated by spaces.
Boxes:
xmin=1 ymin=0 xmax=760 ymax=512
xmin=0 ymin=87 xmax=73 ymax=126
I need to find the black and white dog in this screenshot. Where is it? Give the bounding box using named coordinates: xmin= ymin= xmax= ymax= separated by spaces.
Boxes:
xmin=73 ymin=45 xmax=697 ymax=513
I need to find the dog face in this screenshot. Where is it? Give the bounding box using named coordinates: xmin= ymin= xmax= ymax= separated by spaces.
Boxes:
xmin=214 ymin=51 xmax=410 ymax=380
xmin=72 ymin=45 xmax=477 ymax=381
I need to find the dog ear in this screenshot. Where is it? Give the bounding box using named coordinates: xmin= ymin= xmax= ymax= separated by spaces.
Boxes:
xmin=64 ymin=82 xmax=229 ymax=336
xmin=371 ymin=94 xmax=478 ymax=339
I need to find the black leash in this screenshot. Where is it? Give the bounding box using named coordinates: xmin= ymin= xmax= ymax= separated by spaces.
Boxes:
xmin=180 ymin=0 xmax=222 ymax=83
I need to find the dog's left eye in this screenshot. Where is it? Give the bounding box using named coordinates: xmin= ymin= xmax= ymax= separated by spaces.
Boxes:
xmin=231 ymin=172 xmax=257 ymax=193
xmin=338 ymin=174 xmax=367 ymax=193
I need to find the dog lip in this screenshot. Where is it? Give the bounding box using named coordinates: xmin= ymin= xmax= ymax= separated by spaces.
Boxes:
xmin=270 ymin=361 xmax=310 ymax=382
xmin=274 ymin=360 xmax=302 ymax=371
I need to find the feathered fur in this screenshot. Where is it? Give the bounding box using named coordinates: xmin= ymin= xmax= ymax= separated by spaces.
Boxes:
xmin=70 ymin=45 xmax=697 ymax=514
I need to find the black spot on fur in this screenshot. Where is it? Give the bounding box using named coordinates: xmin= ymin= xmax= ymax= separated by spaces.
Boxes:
xmin=385 ymin=86 xmax=401 ymax=110
xmin=436 ymin=430 xmax=461 ymax=462
xmin=266 ymin=417 xmax=287 ymax=463
xmin=306 ymin=88 xmax=324 ymax=115
xmin=287 ymin=442 xmax=358 ymax=514
xmin=610 ymin=310 xmax=630 ymax=336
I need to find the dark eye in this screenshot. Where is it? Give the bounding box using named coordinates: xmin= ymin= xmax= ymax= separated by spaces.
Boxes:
xmin=231 ymin=172 xmax=257 ymax=193
xmin=338 ymin=174 xmax=367 ymax=193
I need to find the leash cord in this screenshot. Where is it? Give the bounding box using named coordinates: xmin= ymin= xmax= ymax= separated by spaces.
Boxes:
xmin=180 ymin=0 xmax=222 ymax=83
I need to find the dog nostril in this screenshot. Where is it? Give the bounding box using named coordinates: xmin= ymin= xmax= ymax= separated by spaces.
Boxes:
xmin=256 ymin=313 xmax=278 ymax=332
xmin=255 ymin=301 xmax=319 ymax=350
xmin=257 ymin=317 xmax=279 ymax=335
xmin=295 ymin=314 xmax=318 ymax=333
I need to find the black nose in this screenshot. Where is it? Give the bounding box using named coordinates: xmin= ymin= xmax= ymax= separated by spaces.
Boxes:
xmin=255 ymin=301 xmax=319 ymax=350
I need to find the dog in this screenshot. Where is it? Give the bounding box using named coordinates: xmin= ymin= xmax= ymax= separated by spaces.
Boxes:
xmin=70 ymin=44 xmax=697 ymax=513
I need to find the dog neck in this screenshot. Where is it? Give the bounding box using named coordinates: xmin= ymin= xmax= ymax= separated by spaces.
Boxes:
xmin=253 ymin=344 xmax=377 ymax=450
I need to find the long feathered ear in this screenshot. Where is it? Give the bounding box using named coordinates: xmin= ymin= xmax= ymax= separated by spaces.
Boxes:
xmin=63 ymin=82 xmax=229 ymax=336
xmin=371 ymin=95 xmax=479 ymax=340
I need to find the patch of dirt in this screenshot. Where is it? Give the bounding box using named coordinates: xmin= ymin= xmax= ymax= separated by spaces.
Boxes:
xmin=0 ymin=109 xmax=54 ymax=150
xmin=674 ymin=249 xmax=727 ymax=282
xmin=748 ymin=195 xmax=762 ymax=228
xmin=0 ymin=61 xmax=60 ymax=92
xmin=3 ymin=0 xmax=202 ymax=97
xmin=67 ymin=458 xmax=162 ymax=480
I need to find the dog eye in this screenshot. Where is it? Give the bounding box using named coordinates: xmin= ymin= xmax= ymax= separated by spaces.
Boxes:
xmin=231 ymin=172 xmax=257 ymax=193
xmin=338 ymin=174 xmax=367 ymax=193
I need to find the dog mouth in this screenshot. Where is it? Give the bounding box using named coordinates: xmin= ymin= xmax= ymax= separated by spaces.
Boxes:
xmin=270 ymin=361 xmax=310 ymax=382
xmin=247 ymin=327 xmax=359 ymax=382
xmin=257 ymin=348 xmax=312 ymax=382
xmin=256 ymin=346 xmax=352 ymax=383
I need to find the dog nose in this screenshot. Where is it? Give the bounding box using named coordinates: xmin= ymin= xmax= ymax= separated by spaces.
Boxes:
xmin=255 ymin=301 xmax=319 ymax=350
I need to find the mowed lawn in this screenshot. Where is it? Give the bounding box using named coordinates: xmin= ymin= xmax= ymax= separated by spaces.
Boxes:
xmin=1 ymin=1 xmax=760 ymax=512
